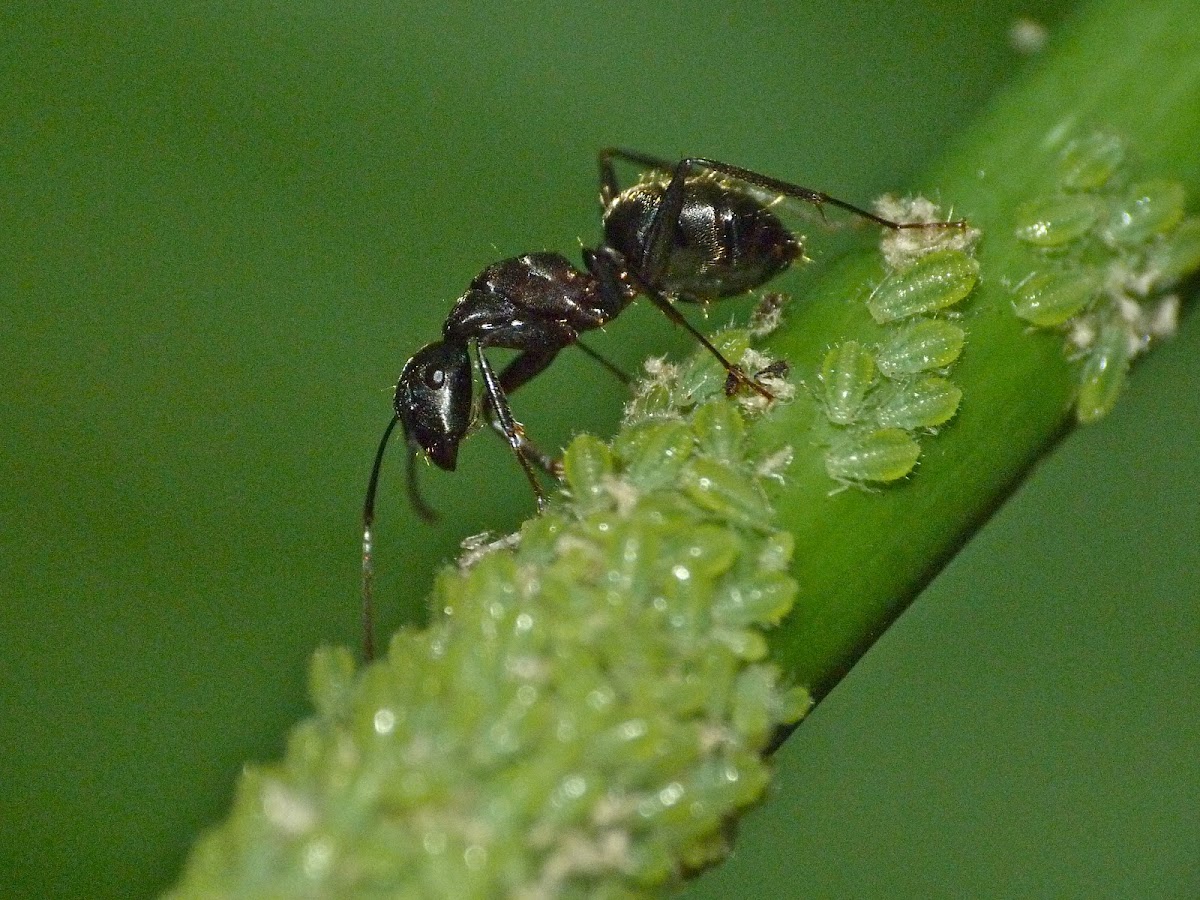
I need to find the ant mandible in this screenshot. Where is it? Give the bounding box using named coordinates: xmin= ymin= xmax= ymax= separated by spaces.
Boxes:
xmin=360 ymin=148 xmax=962 ymax=658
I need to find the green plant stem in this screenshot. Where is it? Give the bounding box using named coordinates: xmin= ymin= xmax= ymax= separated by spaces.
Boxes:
xmin=761 ymin=0 xmax=1200 ymax=696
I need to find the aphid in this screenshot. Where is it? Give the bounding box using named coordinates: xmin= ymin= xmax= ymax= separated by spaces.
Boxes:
xmin=866 ymin=248 xmax=979 ymax=323
xmin=1150 ymin=217 xmax=1200 ymax=283
xmin=560 ymin=433 xmax=615 ymax=507
xmin=617 ymin=420 xmax=694 ymax=493
xmin=825 ymin=427 xmax=921 ymax=485
xmin=749 ymin=291 xmax=789 ymax=337
xmin=1104 ymin=179 xmax=1186 ymax=247
xmin=682 ymin=457 xmax=772 ymax=528
xmin=1013 ymin=194 xmax=1103 ymax=247
xmin=874 ymin=319 xmax=966 ymax=378
xmin=710 ymin=566 xmax=796 ymax=628
xmin=692 ymin=400 xmax=747 ymax=462
xmin=1056 ymin=131 xmax=1126 ymax=192
xmin=1076 ymin=319 xmax=1132 ymax=424
xmin=1012 ymin=268 xmax=1101 ymax=327
xmin=360 ymin=150 xmax=962 ymax=658
xmin=873 ymin=375 xmax=962 ymax=431
xmin=817 ymin=341 xmax=876 ymax=425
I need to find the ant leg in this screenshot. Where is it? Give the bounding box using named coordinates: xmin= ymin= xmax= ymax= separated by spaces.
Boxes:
xmin=611 ymin=160 xmax=770 ymax=398
xmin=603 ymin=153 xmax=790 ymax=286
xmin=498 ymin=347 xmax=560 ymax=394
xmin=482 ymin=337 xmax=630 ymax=479
xmin=636 ymin=279 xmax=774 ymax=401
xmin=575 ymin=340 xmax=631 ymax=385
xmin=484 ymin=342 xmax=631 ymax=475
xmin=598 ymin=147 xmax=676 ymax=206
xmin=473 ymin=345 xmax=550 ymax=507
xmin=671 ymin=157 xmax=965 ymax=231
xmin=602 ymin=149 xmax=963 ymax=237
xmin=587 ymin=226 xmax=771 ymax=399
xmin=482 ymin=348 xmax=563 ymax=475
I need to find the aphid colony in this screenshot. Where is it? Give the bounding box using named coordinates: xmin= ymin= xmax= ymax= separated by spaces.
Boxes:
xmin=1010 ymin=129 xmax=1199 ymax=423
xmin=817 ymin=246 xmax=979 ymax=488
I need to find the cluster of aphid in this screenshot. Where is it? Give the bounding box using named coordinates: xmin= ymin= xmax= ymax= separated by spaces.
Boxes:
xmin=815 ymin=236 xmax=980 ymax=488
xmin=172 ymin=327 xmax=813 ymax=898
xmin=1010 ymin=129 xmax=1200 ymax=422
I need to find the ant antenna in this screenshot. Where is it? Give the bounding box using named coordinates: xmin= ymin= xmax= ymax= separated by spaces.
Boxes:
xmin=362 ymin=414 xmax=401 ymax=661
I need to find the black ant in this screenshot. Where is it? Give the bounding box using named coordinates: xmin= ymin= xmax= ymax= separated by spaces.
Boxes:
xmin=360 ymin=148 xmax=962 ymax=658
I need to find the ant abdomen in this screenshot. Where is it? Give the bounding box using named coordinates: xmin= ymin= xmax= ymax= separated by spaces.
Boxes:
xmin=603 ymin=176 xmax=801 ymax=302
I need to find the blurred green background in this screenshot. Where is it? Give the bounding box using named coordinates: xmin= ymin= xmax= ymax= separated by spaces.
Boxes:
xmin=2 ymin=2 xmax=1196 ymax=897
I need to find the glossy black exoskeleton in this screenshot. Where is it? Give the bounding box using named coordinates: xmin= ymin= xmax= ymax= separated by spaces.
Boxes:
xmin=359 ymin=149 xmax=960 ymax=657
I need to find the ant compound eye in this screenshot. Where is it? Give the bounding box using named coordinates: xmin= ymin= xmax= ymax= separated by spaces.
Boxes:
xmin=425 ymin=367 xmax=446 ymax=390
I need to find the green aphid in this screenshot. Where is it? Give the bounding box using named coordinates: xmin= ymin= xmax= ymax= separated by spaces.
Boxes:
xmin=628 ymin=381 xmax=676 ymax=419
xmin=616 ymin=420 xmax=694 ymax=491
xmin=1013 ymin=194 xmax=1103 ymax=247
xmin=867 ymin=249 xmax=980 ymax=323
xmin=285 ymin=720 xmax=330 ymax=781
xmin=682 ymin=458 xmax=771 ymax=527
xmin=671 ymin=524 xmax=740 ymax=582
xmin=710 ymin=570 xmax=796 ymax=628
xmin=757 ymin=532 xmax=794 ymax=574
xmin=1013 ymin=268 xmax=1102 ymax=327
xmin=873 ymin=376 xmax=963 ymax=430
xmin=561 ymin=433 xmax=615 ymax=505
xmin=1150 ymin=217 xmax=1200 ymax=283
xmin=825 ymin=427 xmax=921 ymax=484
xmin=678 ymin=330 xmax=751 ymax=400
xmin=351 ymin=662 xmax=409 ymax=744
xmin=308 ymin=646 xmax=357 ymax=719
xmin=732 ymin=672 xmax=809 ymax=736
xmin=1057 ymin=131 xmax=1126 ymax=191
xmin=818 ymin=340 xmax=876 ymax=424
xmin=691 ymin=400 xmax=746 ymax=462
xmin=875 ymin=319 xmax=966 ymax=378
xmin=1077 ymin=320 xmax=1132 ymax=424
xmin=731 ymin=666 xmax=787 ymax=745
xmin=712 ymin=627 xmax=770 ymax=662
xmin=1105 ymin=179 xmax=1187 ymax=247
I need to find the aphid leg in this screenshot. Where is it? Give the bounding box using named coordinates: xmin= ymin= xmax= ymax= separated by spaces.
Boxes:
xmin=474 ymin=345 xmax=551 ymax=506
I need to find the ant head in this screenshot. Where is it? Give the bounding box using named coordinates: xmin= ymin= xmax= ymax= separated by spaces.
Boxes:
xmin=395 ymin=340 xmax=472 ymax=470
